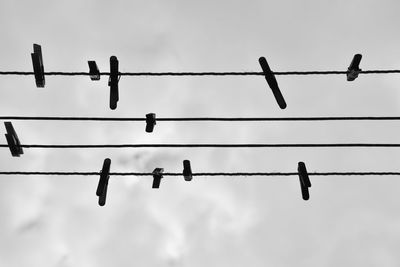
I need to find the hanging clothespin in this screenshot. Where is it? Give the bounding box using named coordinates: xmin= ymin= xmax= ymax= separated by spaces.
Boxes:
xmin=96 ymin=158 xmax=111 ymax=206
xmin=152 ymin=168 xmax=164 ymax=188
xmin=297 ymin=162 xmax=311 ymax=200
xmin=108 ymin=56 xmax=119 ymax=110
xmin=4 ymin=122 xmax=23 ymax=157
xmin=259 ymin=57 xmax=287 ymax=109
xmin=88 ymin=61 xmax=100 ymax=81
xmin=31 ymin=44 xmax=45 ymax=88
xmin=347 ymin=54 xmax=362 ymax=81
xmin=183 ymin=160 xmax=192 ymax=181
xmin=145 ymin=113 xmax=156 ymax=133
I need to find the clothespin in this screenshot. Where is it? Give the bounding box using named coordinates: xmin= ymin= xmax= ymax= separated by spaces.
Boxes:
xmin=258 ymin=57 xmax=287 ymax=109
xmin=96 ymin=158 xmax=111 ymax=206
xmin=183 ymin=160 xmax=192 ymax=181
xmin=88 ymin=61 xmax=100 ymax=81
xmin=152 ymin=168 xmax=164 ymax=188
xmin=297 ymin=162 xmax=311 ymax=200
xmin=4 ymin=122 xmax=23 ymax=157
xmin=108 ymin=56 xmax=119 ymax=110
xmin=145 ymin=113 xmax=156 ymax=133
xmin=31 ymin=44 xmax=45 ymax=88
xmin=347 ymin=54 xmax=362 ymax=81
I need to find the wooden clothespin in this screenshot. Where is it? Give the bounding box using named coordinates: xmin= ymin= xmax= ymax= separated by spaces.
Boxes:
xmin=152 ymin=168 xmax=164 ymax=188
xmin=31 ymin=44 xmax=45 ymax=88
xmin=259 ymin=57 xmax=287 ymax=109
xmin=145 ymin=113 xmax=156 ymax=133
xmin=4 ymin=122 xmax=23 ymax=157
xmin=347 ymin=54 xmax=362 ymax=81
xmin=96 ymin=158 xmax=111 ymax=206
xmin=183 ymin=160 xmax=192 ymax=181
xmin=88 ymin=61 xmax=100 ymax=81
xmin=108 ymin=56 xmax=119 ymax=110
xmin=298 ymin=162 xmax=311 ymax=200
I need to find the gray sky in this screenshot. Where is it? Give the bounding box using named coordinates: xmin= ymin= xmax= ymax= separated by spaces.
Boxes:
xmin=0 ymin=0 xmax=400 ymax=266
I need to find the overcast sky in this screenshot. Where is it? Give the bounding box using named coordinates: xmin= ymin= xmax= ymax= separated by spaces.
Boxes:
xmin=1 ymin=0 xmax=400 ymax=266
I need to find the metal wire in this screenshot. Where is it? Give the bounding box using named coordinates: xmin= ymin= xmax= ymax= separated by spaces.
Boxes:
xmin=2 ymin=116 xmax=400 ymax=121
xmin=0 ymin=171 xmax=399 ymax=176
xmin=1 ymin=70 xmax=400 ymax=76
xmin=2 ymin=143 xmax=400 ymax=149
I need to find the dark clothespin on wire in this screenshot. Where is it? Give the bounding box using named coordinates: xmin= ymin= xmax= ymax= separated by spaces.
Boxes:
xmin=108 ymin=56 xmax=119 ymax=110
xmin=183 ymin=160 xmax=192 ymax=181
xmin=259 ymin=57 xmax=287 ymax=109
xmin=31 ymin=44 xmax=45 ymax=88
xmin=145 ymin=113 xmax=156 ymax=133
xmin=88 ymin=61 xmax=100 ymax=81
xmin=298 ymin=161 xmax=311 ymax=200
xmin=4 ymin=122 xmax=23 ymax=157
xmin=96 ymin=158 xmax=111 ymax=206
xmin=347 ymin=54 xmax=362 ymax=81
xmin=152 ymin=168 xmax=164 ymax=188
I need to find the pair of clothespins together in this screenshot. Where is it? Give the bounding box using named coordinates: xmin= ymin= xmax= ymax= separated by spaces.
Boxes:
xmin=258 ymin=54 xmax=362 ymax=109
xmin=88 ymin=57 xmax=120 ymax=110
xmin=96 ymin=159 xmax=193 ymax=206
xmin=152 ymin=160 xmax=193 ymax=188
xmin=31 ymin=44 xmax=120 ymax=110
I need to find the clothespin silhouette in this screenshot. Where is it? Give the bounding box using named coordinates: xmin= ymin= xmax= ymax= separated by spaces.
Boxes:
xmin=145 ymin=113 xmax=156 ymax=133
xmin=31 ymin=44 xmax=45 ymax=88
xmin=108 ymin=56 xmax=119 ymax=110
xmin=298 ymin=162 xmax=311 ymax=200
xmin=259 ymin=57 xmax=286 ymax=109
xmin=4 ymin=122 xmax=23 ymax=157
xmin=183 ymin=160 xmax=192 ymax=181
xmin=96 ymin=158 xmax=111 ymax=206
xmin=347 ymin=54 xmax=362 ymax=81
xmin=88 ymin=61 xmax=100 ymax=81
xmin=152 ymin=168 xmax=164 ymax=188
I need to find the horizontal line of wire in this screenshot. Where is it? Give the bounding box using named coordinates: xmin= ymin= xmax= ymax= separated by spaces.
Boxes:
xmin=2 ymin=116 xmax=400 ymax=121
xmin=1 ymin=70 xmax=400 ymax=76
xmin=0 ymin=171 xmax=399 ymax=176
xmin=3 ymin=143 xmax=400 ymax=148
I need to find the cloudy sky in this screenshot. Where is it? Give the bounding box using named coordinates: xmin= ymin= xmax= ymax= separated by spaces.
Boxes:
xmin=0 ymin=0 xmax=400 ymax=266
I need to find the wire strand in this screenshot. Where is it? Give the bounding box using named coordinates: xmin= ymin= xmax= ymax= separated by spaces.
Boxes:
xmin=1 ymin=70 xmax=400 ymax=76
xmin=2 ymin=143 xmax=400 ymax=148
xmin=0 ymin=171 xmax=399 ymax=176
xmin=2 ymin=116 xmax=400 ymax=121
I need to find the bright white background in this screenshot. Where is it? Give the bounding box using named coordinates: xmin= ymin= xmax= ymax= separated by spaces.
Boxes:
xmin=0 ymin=0 xmax=400 ymax=266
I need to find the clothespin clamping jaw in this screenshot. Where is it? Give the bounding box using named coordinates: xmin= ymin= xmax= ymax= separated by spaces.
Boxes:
xmin=88 ymin=61 xmax=100 ymax=81
xmin=347 ymin=54 xmax=362 ymax=81
xmin=259 ymin=57 xmax=287 ymax=109
xmin=4 ymin=122 xmax=23 ymax=157
xmin=183 ymin=160 xmax=193 ymax=181
xmin=298 ymin=162 xmax=311 ymax=200
xmin=108 ymin=56 xmax=119 ymax=110
xmin=152 ymin=168 xmax=164 ymax=188
xmin=31 ymin=44 xmax=45 ymax=88
xmin=96 ymin=158 xmax=111 ymax=206
xmin=145 ymin=113 xmax=156 ymax=133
